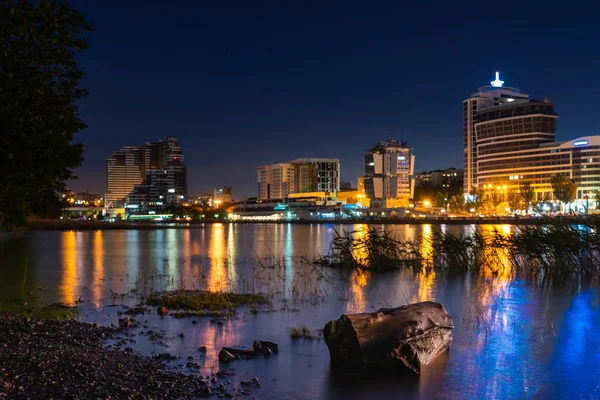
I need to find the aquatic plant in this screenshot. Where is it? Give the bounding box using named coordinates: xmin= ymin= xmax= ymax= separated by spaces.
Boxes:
xmin=146 ymin=290 xmax=269 ymax=316
xmin=322 ymin=220 xmax=600 ymax=277
xmin=329 ymin=227 xmax=421 ymax=271
xmin=290 ymin=325 xmax=314 ymax=339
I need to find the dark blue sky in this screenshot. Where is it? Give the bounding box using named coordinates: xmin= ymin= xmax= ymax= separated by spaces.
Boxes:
xmin=69 ymin=1 xmax=600 ymax=198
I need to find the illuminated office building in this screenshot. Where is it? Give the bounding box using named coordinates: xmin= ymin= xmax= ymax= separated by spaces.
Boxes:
xmin=105 ymin=137 xmax=187 ymax=209
xmin=257 ymin=158 xmax=340 ymax=200
xmin=464 ymin=72 xmax=600 ymax=200
xmin=364 ymin=139 xmax=415 ymax=208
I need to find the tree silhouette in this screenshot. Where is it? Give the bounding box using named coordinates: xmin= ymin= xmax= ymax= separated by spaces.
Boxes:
xmin=550 ymin=174 xmax=577 ymax=212
xmin=0 ymin=0 xmax=93 ymax=226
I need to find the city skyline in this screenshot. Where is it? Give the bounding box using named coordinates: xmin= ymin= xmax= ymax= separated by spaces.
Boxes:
xmin=66 ymin=2 xmax=600 ymax=197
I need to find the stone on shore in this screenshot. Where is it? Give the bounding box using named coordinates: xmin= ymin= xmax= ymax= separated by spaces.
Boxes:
xmin=0 ymin=312 xmax=211 ymax=398
xmin=323 ymin=301 xmax=454 ymax=374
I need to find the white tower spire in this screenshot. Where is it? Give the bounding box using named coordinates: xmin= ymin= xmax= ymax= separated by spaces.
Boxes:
xmin=490 ymin=71 xmax=504 ymax=87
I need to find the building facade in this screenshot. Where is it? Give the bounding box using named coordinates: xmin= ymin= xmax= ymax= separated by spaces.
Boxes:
xmin=340 ymin=181 xmax=353 ymax=190
xmin=415 ymin=168 xmax=463 ymax=189
xmin=105 ymin=137 xmax=187 ymax=210
xmin=257 ymin=158 xmax=340 ymax=200
xmin=463 ymin=72 xmax=531 ymax=194
xmin=463 ymin=73 xmax=600 ymax=201
xmin=213 ymin=187 xmax=233 ymax=206
xmin=288 ymin=158 xmax=340 ymax=193
xmin=364 ymin=139 xmax=415 ymax=208
xmin=105 ymin=146 xmax=146 ymax=209
xmin=257 ymin=163 xmax=295 ymax=200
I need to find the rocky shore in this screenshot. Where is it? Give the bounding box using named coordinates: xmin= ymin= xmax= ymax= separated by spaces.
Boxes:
xmin=0 ymin=312 xmax=217 ymax=398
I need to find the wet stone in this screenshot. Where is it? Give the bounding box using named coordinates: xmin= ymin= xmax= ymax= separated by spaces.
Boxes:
xmin=219 ymin=349 xmax=236 ymax=362
xmin=118 ymin=317 xmax=135 ymax=330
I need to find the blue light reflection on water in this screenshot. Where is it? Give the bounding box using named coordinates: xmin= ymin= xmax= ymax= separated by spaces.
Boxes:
xmin=549 ymin=290 xmax=600 ymax=398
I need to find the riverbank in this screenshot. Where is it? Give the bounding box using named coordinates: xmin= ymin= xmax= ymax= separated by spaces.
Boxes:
xmin=4 ymin=215 xmax=594 ymax=231
xmin=0 ymin=312 xmax=256 ymax=398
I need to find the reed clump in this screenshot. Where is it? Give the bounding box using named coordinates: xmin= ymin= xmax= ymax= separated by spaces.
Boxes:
xmin=322 ymin=222 xmax=600 ymax=277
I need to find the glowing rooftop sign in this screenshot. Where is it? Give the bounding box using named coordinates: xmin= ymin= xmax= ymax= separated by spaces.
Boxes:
xmin=490 ymin=71 xmax=504 ymax=87
xmin=574 ymin=140 xmax=589 ymax=146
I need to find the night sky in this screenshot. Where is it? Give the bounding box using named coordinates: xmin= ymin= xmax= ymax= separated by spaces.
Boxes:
xmin=69 ymin=1 xmax=600 ymax=198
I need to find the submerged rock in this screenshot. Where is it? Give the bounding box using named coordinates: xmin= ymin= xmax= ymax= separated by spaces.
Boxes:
xmin=218 ymin=349 xmax=236 ymax=362
xmin=323 ymin=301 xmax=454 ymax=374
xmin=222 ymin=345 xmax=257 ymax=359
xmin=253 ymin=340 xmax=279 ymax=355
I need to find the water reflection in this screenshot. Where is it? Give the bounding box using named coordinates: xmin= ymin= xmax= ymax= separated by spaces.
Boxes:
xmin=347 ymin=269 xmax=370 ymax=313
xmin=477 ymin=224 xmax=514 ymax=308
xmin=1 ymin=225 xmax=598 ymax=399
xmin=60 ymin=231 xmax=77 ymax=304
xmin=208 ymin=224 xmax=227 ymax=291
xmin=415 ymin=224 xmax=436 ymax=302
xmin=92 ymin=231 xmax=104 ymax=306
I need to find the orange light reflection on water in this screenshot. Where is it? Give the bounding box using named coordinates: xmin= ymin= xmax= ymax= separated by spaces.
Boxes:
xmin=60 ymin=231 xmax=77 ymax=304
xmin=208 ymin=224 xmax=228 ymax=291
xmin=92 ymin=231 xmax=104 ymax=306
xmin=347 ymin=268 xmax=370 ymax=313
xmin=345 ymin=225 xmax=370 ymax=313
xmin=351 ymin=224 xmax=369 ymax=265
xmin=414 ymin=224 xmax=436 ymax=302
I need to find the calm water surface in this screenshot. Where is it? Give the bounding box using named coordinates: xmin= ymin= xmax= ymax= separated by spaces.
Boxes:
xmin=1 ymin=224 xmax=599 ymax=399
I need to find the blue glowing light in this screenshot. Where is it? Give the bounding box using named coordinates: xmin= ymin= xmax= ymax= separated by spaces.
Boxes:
xmin=274 ymin=204 xmax=289 ymax=211
xmin=490 ymin=71 xmax=504 ymax=88
xmin=574 ymin=140 xmax=589 ymax=147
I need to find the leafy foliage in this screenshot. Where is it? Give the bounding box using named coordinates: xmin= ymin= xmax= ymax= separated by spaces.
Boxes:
xmin=550 ymin=174 xmax=577 ymax=206
xmin=0 ymin=0 xmax=93 ymax=226
xmin=519 ymin=181 xmax=536 ymax=204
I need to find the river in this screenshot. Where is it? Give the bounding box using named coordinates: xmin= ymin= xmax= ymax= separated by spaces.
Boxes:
xmin=0 ymin=224 xmax=599 ymax=399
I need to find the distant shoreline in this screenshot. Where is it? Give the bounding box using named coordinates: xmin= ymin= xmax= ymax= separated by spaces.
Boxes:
xmin=1 ymin=216 xmax=592 ymax=232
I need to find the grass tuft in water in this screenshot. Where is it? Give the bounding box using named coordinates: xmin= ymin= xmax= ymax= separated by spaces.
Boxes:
xmin=146 ymin=290 xmax=269 ymax=317
xmin=290 ymin=325 xmax=314 ymax=339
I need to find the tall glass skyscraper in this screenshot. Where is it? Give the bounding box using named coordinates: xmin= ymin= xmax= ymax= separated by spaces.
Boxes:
xmin=105 ymin=137 xmax=187 ymax=210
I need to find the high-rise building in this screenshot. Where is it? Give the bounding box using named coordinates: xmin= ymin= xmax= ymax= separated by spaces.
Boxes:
xmin=463 ymin=72 xmax=540 ymax=194
xmin=257 ymin=158 xmax=340 ymax=200
xmin=257 ymin=163 xmax=295 ymax=200
xmin=105 ymin=146 xmax=146 ymax=209
xmin=288 ymin=158 xmax=340 ymax=193
xmin=105 ymin=137 xmax=187 ymax=210
xmin=364 ymin=139 xmax=415 ymax=208
xmin=463 ymin=72 xmax=600 ymax=202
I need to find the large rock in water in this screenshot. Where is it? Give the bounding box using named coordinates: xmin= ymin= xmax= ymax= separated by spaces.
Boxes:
xmin=323 ymin=301 xmax=454 ymax=374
